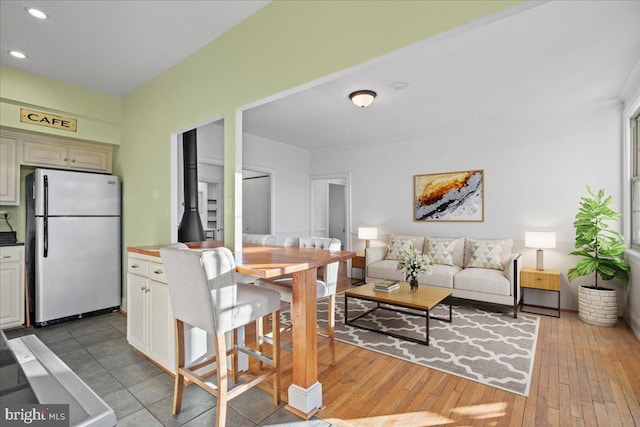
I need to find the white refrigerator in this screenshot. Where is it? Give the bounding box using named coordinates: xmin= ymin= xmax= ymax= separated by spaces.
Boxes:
xmin=26 ymin=169 xmax=121 ymax=326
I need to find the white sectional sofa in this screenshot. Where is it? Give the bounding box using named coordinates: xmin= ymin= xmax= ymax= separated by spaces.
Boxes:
xmin=365 ymin=234 xmax=522 ymax=317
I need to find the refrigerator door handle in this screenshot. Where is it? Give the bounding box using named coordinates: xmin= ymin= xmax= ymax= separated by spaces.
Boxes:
xmin=44 ymin=175 xmax=48 ymax=258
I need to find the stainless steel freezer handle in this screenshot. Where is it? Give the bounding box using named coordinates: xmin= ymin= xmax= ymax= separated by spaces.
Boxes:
xmin=43 ymin=175 xmax=49 ymax=258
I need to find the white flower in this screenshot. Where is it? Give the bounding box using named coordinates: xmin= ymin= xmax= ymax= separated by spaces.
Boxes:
xmin=396 ymin=247 xmax=432 ymax=281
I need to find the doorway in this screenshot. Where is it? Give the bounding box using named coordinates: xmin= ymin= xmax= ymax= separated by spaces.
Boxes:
xmin=310 ymin=174 xmax=351 ymax=252
xmin=242 ymin=170 xmax=271 ymax=234
xmin=328 ymin=183 xmax=346 ymax=249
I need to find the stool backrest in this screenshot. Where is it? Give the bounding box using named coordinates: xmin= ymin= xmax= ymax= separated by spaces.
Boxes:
xmin=242 ymin=233 xmax=276 ymax=245
xmin=299 ymin=237 xmax=341 ymax=289
xmin=160 ymin=245 xmax=237 ymax=335
xmin=299 ymin=237 xmax=341 ymax=251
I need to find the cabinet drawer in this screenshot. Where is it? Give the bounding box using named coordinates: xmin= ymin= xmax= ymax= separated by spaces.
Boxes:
xmin=128 ymin=257 xmax=149 ymax=276
xmin=521 ymin=269 xmax=560 ymax=291
xmin=352 ymin=255 xmax=365 ymax=269
xmin=0 ymin=246 xmax=23 ymax=263
xmin=149 ymin=262 xmax=167 ymax=284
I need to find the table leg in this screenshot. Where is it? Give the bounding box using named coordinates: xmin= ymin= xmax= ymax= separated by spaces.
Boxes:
xmin=286 ymin=268 xmax=322 ymax=419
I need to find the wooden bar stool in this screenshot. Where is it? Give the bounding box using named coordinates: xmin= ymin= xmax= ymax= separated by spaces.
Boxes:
xmin=160 ymin=244 xmax=282 ymax=426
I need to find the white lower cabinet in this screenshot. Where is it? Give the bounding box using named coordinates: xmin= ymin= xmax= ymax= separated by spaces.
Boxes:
xmin=126 ymin=252 xmax=214 ymax=374
xmin=0 ymin=246 xmax=25 ymax=329
xmin=126 ymin=254 xmax=174 ymax=372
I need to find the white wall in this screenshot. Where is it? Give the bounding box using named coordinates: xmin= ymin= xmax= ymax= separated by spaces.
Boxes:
xmin=310 ymin=104 xmax=625 ymax=311
xmin=197 ymin=123 xmax=311 ymax=239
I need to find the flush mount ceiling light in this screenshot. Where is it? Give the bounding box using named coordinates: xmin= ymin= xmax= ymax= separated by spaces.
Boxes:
xmin=26 ymin=7 xmax=47 ymax=19
xmin=349 ymin=90 xmax=377 ymax=108
xmin=9 ymin=50 xmax=27 ymax=59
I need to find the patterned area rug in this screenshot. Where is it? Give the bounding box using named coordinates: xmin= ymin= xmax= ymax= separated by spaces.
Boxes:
xmin=316 ymin=293 xmax=540 ymax=396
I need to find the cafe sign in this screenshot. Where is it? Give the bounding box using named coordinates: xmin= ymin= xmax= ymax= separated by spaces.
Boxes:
xmin=20 ymin=108 xmax=77 ymax=132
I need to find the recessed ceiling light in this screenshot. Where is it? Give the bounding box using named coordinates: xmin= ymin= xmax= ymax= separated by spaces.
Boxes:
xmin=391 ymin=82 xmax=409 ymax=90
xmin=9 ymin=50 xmax=27 ymax=59
xmin=26 ymin=7 xmax=47 ymax=20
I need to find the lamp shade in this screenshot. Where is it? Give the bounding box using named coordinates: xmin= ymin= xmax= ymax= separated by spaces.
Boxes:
xmin=525 ymin=231 xmax=556 ymax=249
xmin=358 ymin=227 xmax=378 ymax=240
xmin=349 ymin=90 xmax=376 ymax=108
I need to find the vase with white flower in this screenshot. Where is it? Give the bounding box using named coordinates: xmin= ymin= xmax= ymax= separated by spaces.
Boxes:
xmin=397 ymin=246 xmax=432 ymax=293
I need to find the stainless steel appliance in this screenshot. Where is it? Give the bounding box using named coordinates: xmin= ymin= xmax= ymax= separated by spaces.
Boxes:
xmin=26 ymin=169 xmax=121 ymax=326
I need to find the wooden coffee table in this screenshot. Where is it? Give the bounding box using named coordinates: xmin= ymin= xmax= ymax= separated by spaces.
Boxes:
xmin=344 ymin=282 xmax=452 ymax=345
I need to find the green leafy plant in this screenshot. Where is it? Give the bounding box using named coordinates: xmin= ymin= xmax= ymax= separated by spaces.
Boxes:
xmin=568 ymin=186 xmax=630 ymax=288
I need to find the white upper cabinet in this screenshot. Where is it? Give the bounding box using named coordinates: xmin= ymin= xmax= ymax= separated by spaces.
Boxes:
xmin=0 ymin=136 xmax=20 ymax=205
xmin=22 ymin=138 xmax=112 ymax=173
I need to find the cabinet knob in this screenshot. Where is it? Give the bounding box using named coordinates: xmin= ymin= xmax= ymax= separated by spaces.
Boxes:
xmin=536 ymin=278 xmax=542 ymax=281
xmin=1 ymin=256 xmax=10 ymax=259
xmin=131 ymin=264 xmax=139 ymax=268
xmin=153 ymin=269 xmax=163 ymax=274
xmin=71 ymin=159 xmax=76 ymax=162
xmin=145 ymin=287 xmax=150 ymax=293
xmin=140 ymin=286 xmax=145 ymax=291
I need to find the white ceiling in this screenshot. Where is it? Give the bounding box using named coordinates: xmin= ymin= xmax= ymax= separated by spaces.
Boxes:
xmin=244 ymin=0 xmax=640 ymax=151
xmin=1 ymin=1 xmax=639 ymax=153
xmin=0 ymin=0 xmax=269 ymax=97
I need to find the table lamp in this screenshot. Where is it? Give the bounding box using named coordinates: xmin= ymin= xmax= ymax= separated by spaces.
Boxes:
xmin=525 ymin=231 xmax=556 ymax=271
xmin=358 ymin=227 xmax=378 ymax=248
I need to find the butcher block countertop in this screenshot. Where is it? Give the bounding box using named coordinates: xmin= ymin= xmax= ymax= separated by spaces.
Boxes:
xmin=128 ymin=241 xmax=356 ymax=279
xmin=127 ymin=241 xmax=224 ymax=257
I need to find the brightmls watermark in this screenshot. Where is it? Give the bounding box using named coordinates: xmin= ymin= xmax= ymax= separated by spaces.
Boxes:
xmin=1 ymin=404 xmax=69 ymax=426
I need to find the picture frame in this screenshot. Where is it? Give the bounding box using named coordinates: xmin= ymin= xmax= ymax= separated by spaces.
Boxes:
xmin=414 ymin=170 xmax=484 ymax=222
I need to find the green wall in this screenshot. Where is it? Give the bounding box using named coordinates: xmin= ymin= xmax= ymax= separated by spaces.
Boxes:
xmin=0 ymin=1 xmax=524 ymax=250
xmin=117 ymin=0 xmax=522 ymax=250
xmin=0 ymin=66 xmax=122 ymax=145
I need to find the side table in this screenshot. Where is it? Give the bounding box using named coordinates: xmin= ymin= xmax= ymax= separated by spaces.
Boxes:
xmin=351 ymin=253 xmax=365 ymax=285
xmin=520 ymin=267 xmax=561 ymax=317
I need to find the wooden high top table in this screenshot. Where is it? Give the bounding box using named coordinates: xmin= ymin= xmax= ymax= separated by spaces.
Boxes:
xmin=233 ymin=243 xmax=355 ymax=419
xmin=130 ymin=241 xmax=355 ymax=419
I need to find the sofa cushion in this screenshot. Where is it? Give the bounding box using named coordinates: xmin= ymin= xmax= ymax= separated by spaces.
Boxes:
xmin=367 ymin=260 xmax=405 ymax=281
xmin=467 ymin=240 xmax=504 ymax=270
xmin=424 ymin=238 xmax=454 ymax=265
xmin=368 ymin=260 xmax=457 ymax=289
xmin=454 ymin=268 xmax=511 ymax=296
xmin=464 ymin=238 xmax=512 ymax=268
xmin=424 ymin=237 xmax=465 ymax=266
xmin=418 ymin=264 xmax=459 ymax=288
xmin=386 ymin=237 xmax=414 ymax=260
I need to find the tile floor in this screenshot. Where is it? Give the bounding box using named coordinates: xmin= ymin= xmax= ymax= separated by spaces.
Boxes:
xmin=5 ymin=313 xmax=330 ymax=427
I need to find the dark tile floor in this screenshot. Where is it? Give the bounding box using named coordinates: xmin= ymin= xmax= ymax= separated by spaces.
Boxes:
xmin=5 ymin=313 xmax=330 ymax=427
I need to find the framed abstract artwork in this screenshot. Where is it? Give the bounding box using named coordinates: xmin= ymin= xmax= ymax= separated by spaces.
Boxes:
xmin=414 ymin=170 xmax=484 ymax=222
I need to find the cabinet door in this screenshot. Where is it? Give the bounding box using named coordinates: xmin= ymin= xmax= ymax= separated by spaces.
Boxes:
xmin=126 ymin=273 xmax=147 ymax=351
xmin=0 ymin=261 xmax=23 ymax=329
xmin=68 ymin=146 xmax=110 ymax=172
xmin=0 ymin=136 xmax=20 ymax=205
xmin=147 ymin=280 xmax=175 ymax=372
xmin=23 ymin=140 xmax=68 ymax=168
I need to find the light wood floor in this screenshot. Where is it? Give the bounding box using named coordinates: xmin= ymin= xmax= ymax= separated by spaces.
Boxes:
xmin=258 ymin=263 xmax=640 ymax=426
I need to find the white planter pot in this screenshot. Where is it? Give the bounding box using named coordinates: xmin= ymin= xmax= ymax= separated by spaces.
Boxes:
xmin=578 ymin=285 xmax=617 ymax=327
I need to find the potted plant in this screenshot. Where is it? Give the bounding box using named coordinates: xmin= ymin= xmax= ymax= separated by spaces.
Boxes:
xmin=568 ymin=186 xmax=630 ymax=327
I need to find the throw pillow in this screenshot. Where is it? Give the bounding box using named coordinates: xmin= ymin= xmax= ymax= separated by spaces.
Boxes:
xmin=386 ymin=238 xmax=413 ymax=260
xmin=466 ymin=240 xmax=504 ymax=270
xmin=424 ymin=238 xmax=456 ymax=266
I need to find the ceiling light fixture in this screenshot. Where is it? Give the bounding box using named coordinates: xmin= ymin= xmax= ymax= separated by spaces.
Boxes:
xmin=9 ymin=50 xmax=27 ymax=59
xmin=26 ymin=7 xmax=47 ymax=20
xmin=349 ymin=90 xmax=377 ymax=108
